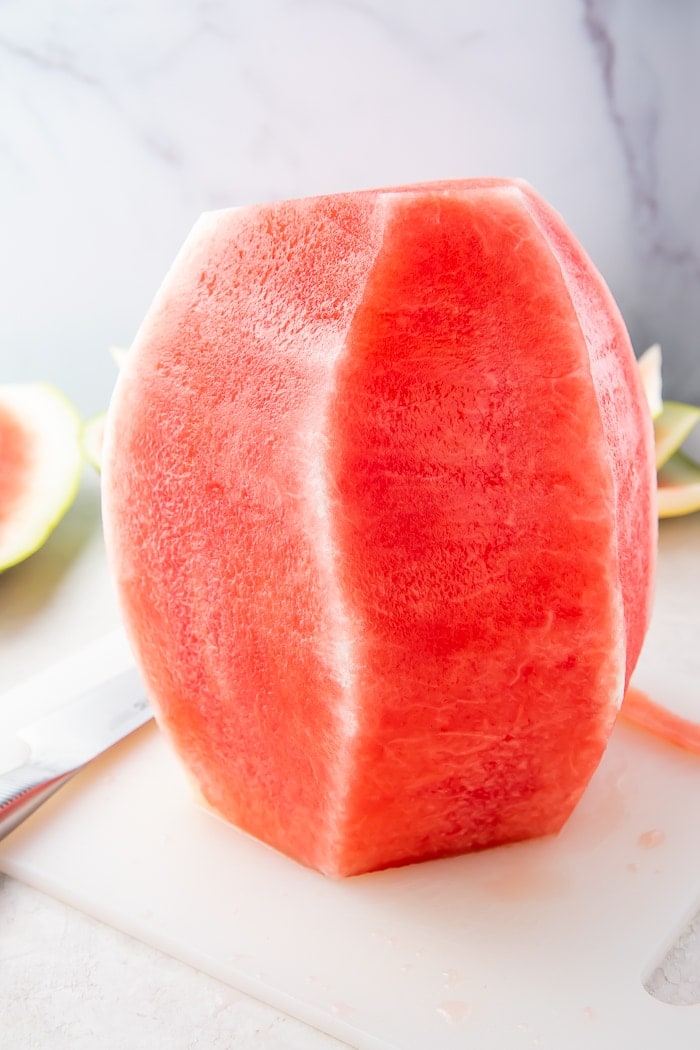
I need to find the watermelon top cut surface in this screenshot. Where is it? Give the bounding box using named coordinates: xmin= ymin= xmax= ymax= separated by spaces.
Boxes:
xmin=102 ymin=179 xmax=656 ymax=876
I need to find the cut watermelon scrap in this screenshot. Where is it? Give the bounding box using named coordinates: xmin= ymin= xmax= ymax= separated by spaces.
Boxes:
xmin=622 ymin=687 xmax=700 ymax=755
xmin=634 ymin=343 xmax=700 ymax=517
xmin=657 ymin=451 xmax=700 ymax=518
xmin=102 ymin=179 xmax=656 ymax=876
xmin=623 ymin=505 xmax=700 ymax=754
xmin=0 ymin=383 xmax=83 ymax=572
xmin=82 ymin=411 xmax=107 ymax=473
xmin=637 ymin=343 xmax=663 ymax=420
xmin=654 ymin=401 xmax=700 ymax=470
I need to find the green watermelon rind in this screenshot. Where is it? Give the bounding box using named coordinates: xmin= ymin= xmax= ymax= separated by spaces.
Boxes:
xmin=657 ymin=450 xmax=700 ymax=519
xmin=654 ymin=400 xmax=700 ymax=470
xmin=81 ymin=410 xmax=107 ymax=473
xmin=636 ymin=346 xmax=700 ymax=514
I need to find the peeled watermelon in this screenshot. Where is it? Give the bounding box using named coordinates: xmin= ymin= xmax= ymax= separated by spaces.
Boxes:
xmin=102 ymin=179 xmax=657 ymax=876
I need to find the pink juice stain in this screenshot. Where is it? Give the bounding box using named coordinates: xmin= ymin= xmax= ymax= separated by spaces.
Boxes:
xmin=436 ymin=1000 xmax=470 ymax=1024
xmin=637 ymin=828 xmax=666 ymax=850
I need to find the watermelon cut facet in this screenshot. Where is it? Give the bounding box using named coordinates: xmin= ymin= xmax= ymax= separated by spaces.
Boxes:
xmin=103 ymin=180 xmax=656 ymax=876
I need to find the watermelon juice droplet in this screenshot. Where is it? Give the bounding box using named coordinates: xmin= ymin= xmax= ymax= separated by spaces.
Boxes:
xmin=436 ymin=1000 xmax=471 ymax=1024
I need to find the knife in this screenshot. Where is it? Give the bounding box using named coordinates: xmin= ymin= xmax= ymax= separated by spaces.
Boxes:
xmin=0 ymin=667 xmax=153 ymax=842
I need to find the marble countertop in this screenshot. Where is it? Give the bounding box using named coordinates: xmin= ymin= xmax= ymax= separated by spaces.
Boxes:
xmin=0 ymin=876 xmax=348 ymax=1050
xmin=1 ymin=0 xmax=699 ymax=414
xmin=1 ymin=2 xmax=699 ymax=1047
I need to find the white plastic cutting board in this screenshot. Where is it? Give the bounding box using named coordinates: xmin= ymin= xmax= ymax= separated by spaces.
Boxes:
xmin=1 ymin=507 xmax=700 ymax=1049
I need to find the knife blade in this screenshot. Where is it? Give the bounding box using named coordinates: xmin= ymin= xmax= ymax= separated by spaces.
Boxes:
xmin=0 ymin=667 xmax=153 ymax=841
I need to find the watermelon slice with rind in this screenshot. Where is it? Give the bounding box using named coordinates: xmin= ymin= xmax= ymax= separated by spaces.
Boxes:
xmin=657 ymin=451 xmax=700 ymax=518
xmin=0 ymin=383 xmax=83 ymax=572
xmin=654 ymin=401 xmax=700 ymax=471
xmin=635 ymin=342 xmax=700 ymax=516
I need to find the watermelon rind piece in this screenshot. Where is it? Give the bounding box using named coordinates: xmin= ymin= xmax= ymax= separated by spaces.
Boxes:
xmin=0 ymin=383 xmax=83 ymax=572
xmin=109 ymin=345 xmax=129 ymax=370
xmin=82 ymin=411 xmax=107 ymax=473
xmin=635 ymin=343 xmax=700 ymax=507
xmin=80 ymin=345 xmax=128 ymax=472
xmin=657 ymin=450 xmax=700 ymax=518
xmin=637 ymin=343 xmax=663 ymax=420
xmin=653 ymin=400 xmax=700 ymax=470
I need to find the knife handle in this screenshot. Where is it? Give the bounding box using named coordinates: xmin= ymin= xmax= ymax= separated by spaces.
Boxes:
xmin=0 ymin=761 xmax=78 ymax=842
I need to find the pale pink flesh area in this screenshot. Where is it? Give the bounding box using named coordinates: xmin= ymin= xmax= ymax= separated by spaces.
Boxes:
xmin=0 ymin=405 xmax=33 ymax=541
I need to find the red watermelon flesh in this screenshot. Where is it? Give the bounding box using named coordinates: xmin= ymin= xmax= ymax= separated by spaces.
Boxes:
xmin=0 ymin=403 xmax=30 ymax=519
xmin=102 ymin=179 xmax=656 ymax=876
xmin=0 ymin=384 xmax=83 ymax=572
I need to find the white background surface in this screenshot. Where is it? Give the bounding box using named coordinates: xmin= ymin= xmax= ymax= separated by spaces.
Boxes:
xmin=0 ymin=875 xmax=347 ymax=1050
xmin=1 ymin=515 xmax=700 ymax=1049
xmin=1 ymin=0 xmax=699 ymax=412
xmin=1 ymin=2 xmax=699 ymax=1047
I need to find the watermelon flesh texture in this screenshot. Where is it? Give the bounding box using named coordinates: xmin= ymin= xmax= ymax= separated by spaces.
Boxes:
xmin=102 ymin=180 xmax=656 ymax=876
xmin=0 ymin=403 xmax=31 ymax=522
xmin=0 ymin=384 xmax=83 ymax=572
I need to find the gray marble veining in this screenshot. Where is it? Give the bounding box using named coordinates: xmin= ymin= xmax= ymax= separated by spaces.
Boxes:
xmin=0 ymin=0 xmax=697 ymax=409
xmin=583 ymin=0 xmax=700 ymax=398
